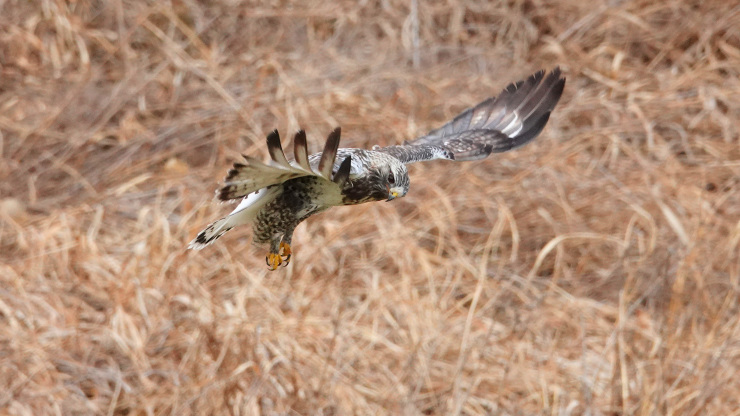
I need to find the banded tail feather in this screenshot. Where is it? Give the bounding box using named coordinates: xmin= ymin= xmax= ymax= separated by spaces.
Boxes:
xmin=188 ymin=217 xmax=233 ymax=250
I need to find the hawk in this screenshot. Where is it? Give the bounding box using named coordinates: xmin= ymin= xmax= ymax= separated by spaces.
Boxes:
xmin=189 ymin=68 xmax=566 ymax=270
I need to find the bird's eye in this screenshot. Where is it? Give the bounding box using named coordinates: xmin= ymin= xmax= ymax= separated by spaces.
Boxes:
xmin=388 ymin=173 xmax=395 ymax=184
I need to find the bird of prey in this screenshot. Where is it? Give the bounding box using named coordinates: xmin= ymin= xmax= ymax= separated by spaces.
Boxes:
xmin=189 ymin=68 xmax=566 ymax=270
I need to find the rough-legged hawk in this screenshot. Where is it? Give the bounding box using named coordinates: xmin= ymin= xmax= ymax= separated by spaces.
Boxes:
xmin=189 ymin=68 xmax=566 ymax=270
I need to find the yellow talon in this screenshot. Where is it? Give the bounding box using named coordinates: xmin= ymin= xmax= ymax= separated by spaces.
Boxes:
xmin=265 ymin=253 xmax=282 ymax=271
xmin=279 ymin=242 xmax=292 ymax=265
xmin=265 ymin=243 xmax=291 ymax=270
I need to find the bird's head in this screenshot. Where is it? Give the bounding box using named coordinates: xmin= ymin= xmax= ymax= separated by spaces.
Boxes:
xmin=382 ymin=158 xmax=410 ymax=202
xmin=341 ymin=153 xmax=410 ymax=204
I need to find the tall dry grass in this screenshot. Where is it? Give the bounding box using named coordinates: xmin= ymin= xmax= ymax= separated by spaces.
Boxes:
xmin=1 ymin=0 xmax=739 ymax=414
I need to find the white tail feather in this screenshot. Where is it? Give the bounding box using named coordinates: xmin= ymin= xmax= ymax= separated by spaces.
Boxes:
xmin=188 ymin=187 xmax=281 ymax=250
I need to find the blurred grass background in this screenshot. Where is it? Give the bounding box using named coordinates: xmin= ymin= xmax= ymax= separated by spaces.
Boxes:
xmin=1 ymin=0 xmax=739 ymax=414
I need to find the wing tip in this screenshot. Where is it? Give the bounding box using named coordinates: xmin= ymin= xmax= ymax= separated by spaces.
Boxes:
xmin=266 ymin=129 xmax=293 ymax=167
xmin=504 ymin=67 xmax=565 ymax=141
xmin=266 ymin=129 xmax=280 ymax=144
xmin=507 ymin=111 xmax=552 ymax=149
xmin=293 ymin=129 xmax=312 ymax=171
xmin=318 ymin=127 xmax=343 ymax=178
xmin=216 ymin=185 xmax=236 ymax=201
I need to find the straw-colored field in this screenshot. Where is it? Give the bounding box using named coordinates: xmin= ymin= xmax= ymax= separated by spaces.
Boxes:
xmin=2 ymin=0 xmax=739 ymax=414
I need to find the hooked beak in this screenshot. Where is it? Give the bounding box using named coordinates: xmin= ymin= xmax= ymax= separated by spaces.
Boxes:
xmin=386 ymin=186 xmax=402 ymax=202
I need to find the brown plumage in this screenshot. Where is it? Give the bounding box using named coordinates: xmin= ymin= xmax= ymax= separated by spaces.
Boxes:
xmin=189 ymin=68 xmax=566 ymax=270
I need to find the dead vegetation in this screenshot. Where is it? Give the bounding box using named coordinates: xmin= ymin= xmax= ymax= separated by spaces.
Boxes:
xmin=1 ymin=0 xmax=739 ymax=414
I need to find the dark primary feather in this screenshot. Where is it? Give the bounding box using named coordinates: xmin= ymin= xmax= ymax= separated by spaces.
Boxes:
xmin=319 ymin=127 xmax=342 ymax=178
xmin=293 ymin=130 xmax=311 ymax=171
xmin=419 ymin=68 xmax=564 ymax=143
xmin=332 ymin=156 xmax=353 ymax=186
xmin=380 ymin=67 xmax=565 ymax=164
xmin=217 ymin=128 xmax=347 ymax=201
xmin=266 ymin=130 xmax=290 ymax=167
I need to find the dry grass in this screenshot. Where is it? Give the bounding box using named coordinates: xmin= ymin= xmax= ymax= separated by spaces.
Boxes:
xmin=1 ymin=0 xmax=739 ymax=414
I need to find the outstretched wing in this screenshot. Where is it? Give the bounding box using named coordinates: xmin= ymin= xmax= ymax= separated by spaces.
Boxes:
xmin=378 ymin=68 xmax=565 ymax=164
xmin=218 ymin=128 xmax=352 ymax=201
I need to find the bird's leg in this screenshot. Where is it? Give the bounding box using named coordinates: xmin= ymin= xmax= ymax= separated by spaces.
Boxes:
xmin=265 ymin=237 xmax=283 ymax=271
xmin=279 ymin=228 xmax=294 ymax=266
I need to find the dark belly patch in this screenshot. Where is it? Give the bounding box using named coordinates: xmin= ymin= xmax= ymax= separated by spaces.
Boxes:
xmin=252 ymin=177 xmax=326 ymax=245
